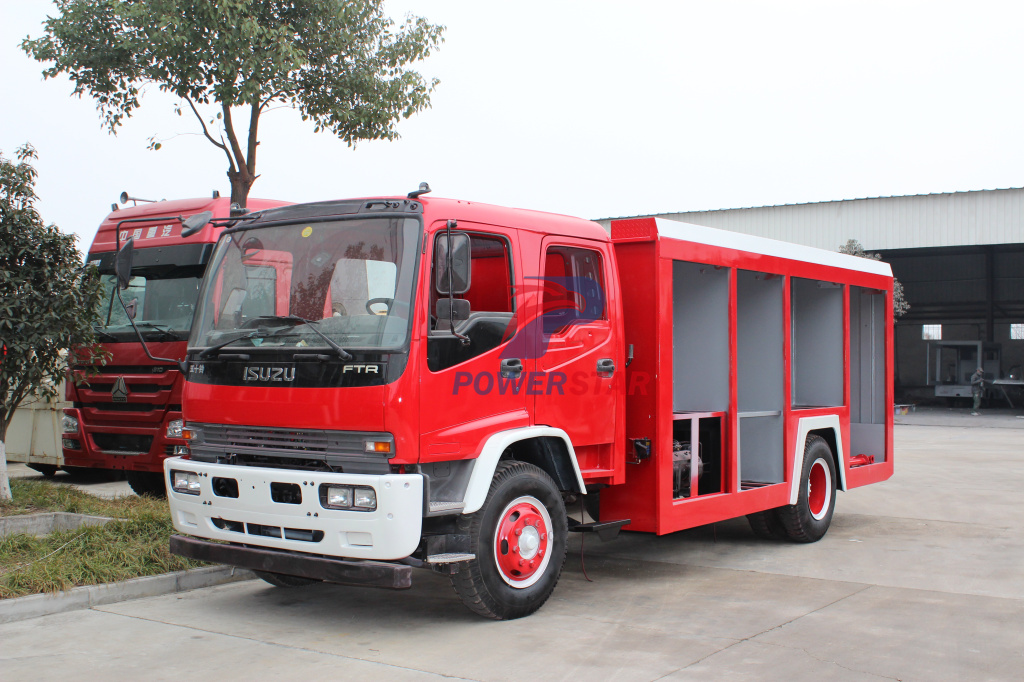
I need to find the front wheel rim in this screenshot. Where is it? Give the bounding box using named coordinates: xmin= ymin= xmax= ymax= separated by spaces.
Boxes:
xmin=807 ymin=458 xmax=832 ymax=520
xmin=493 ymin=495 xmax=553 ymax=588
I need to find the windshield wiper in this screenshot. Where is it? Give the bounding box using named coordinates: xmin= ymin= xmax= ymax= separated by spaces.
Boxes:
xmin=135 ymin=322 xmax=177 ymax=341
xmin=92 ymin=327 xmax=119 ymax=342
xmin=244 ymin=315 xmax=354 ymax=361
xmin=197 ymin=329 xmax=266 ymax=359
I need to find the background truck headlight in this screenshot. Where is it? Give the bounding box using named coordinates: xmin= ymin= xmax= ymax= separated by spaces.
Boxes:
xmin=166 ymin=419 xmax=184 ymax=439
xmin=171 ymin=470 xmax=201 ymax=495
xmin=61 ymin=413 xmax=79 ymax=434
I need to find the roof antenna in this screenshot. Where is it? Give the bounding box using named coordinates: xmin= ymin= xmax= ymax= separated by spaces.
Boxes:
xmin=408 ymin=182 xmax=432 ymax=199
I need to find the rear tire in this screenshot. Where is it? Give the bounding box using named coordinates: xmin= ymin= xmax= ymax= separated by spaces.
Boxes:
xmin=254 ymin=571 xmax=320 ymax=588
xmin=127 ymin=470 xmax=167 ymax=497
xmin=777 ymin=435 xmax=836 ymax=543
xmin=450 ymin=460 xmax=568 ymax=620
xmin=747 ymin=509 xmax=787 ymax=540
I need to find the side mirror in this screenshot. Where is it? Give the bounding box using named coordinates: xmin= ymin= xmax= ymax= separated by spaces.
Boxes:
xmin=114 ymin=238 xmax=135 ymax=290
xmin=435 ymin=232 xmax=471 ymax=295
xmin=182 ymin=210 xmax=213 ymax=237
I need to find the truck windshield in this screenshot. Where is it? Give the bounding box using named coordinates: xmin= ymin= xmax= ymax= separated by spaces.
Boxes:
xmin=96 ymin=267 xmax=203 ymax=341
xmin=190 ymin=216 xmax=420 ymax=354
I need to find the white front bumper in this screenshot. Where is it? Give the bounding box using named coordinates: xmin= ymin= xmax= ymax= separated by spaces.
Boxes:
xmin=163 ymin=457 xmax=423 ymax=560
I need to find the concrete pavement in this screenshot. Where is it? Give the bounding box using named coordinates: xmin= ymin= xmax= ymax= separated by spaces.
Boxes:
xmin=2 ymin=417 xmax=1022 ymax=681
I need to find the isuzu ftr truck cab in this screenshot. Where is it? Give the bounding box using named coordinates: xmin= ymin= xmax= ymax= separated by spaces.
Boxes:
xmin=162 ymin=190 xmax=894 ymax=619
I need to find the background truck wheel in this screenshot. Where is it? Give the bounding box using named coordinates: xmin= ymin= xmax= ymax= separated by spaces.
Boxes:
xmin=450 ymin=460 xmax=568 ymax=620
xmin=253 ymin=571 xmax=321 ymax=588
xmin=126 ymin=470 xmax=167 ymax=497
xmin=27 ymin=464 xmax=58 ymax=478
xmin=746 ymin=509 xmax=787 ymax=540
xmin=777 ymin=435 xmax=836 ymax=543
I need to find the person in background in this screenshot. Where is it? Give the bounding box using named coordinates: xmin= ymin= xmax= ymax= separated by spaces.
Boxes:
xmin=971 ymin=367 xmax=985 ymax=416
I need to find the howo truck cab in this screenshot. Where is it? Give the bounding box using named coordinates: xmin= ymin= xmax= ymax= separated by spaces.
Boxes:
xmin=62 ymin=196 xmax=287 ymax=495
xmin=163 ymin=190 xmax=894 ymax=619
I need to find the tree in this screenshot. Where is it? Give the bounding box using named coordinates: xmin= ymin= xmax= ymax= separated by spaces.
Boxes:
xmin=22 ymin=0 xmax=445 ymax=208
xmin=0 ymin=145 xmax=106 ymax=500
xmin=839 ymin=239 xmax=910 ymax=317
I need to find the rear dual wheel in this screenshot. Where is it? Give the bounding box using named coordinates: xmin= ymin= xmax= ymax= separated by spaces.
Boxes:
xmin=748 ymin=435 xmax=836 ymax=543
xmin=451 ymin=461 xmax=568 ymax=620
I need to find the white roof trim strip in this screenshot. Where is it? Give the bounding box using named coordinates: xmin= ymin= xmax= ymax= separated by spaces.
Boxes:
xmin=655 ymin=218 xmax=892 ymax=277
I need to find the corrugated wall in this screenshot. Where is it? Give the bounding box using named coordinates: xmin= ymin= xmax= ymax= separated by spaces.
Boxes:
xmin=596 ymin=188 xmax=1024 ymax=251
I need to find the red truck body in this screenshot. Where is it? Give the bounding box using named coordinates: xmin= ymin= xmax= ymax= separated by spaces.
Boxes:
xmin=164 ymin=194 xmax=894 ymax=618
xmin=62 ymin=197 xmax=288 ymax=494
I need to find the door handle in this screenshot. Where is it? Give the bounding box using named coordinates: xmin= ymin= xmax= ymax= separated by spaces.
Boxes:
xmin=500 ymin=358 xmax=523 ymax=378
xmin=597 ymin=358 xmax=615 ymax=375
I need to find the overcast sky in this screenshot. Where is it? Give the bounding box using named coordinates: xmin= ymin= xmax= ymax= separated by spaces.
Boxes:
xmin=3 ymin=1 xmax=1023 ymax=249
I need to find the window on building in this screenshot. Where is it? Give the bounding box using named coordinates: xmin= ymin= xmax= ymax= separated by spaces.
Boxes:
xmin=1011 ymin=323 xmax=1024 ymax=340
xmin=922 ymin=324 xmax=942 ymax=340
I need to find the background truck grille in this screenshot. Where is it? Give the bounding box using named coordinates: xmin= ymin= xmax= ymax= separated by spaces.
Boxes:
xmin=189 ymin=424 xmax=393 ymax=475
xmin=92 ymin=433 xmax=154 ymax=455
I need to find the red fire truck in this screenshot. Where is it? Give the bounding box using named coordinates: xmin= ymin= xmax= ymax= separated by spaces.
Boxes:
xmin=62 ymin=196 xmax=287 ymax=495
xmin=155 ymin=188 xmax=893 ymax=619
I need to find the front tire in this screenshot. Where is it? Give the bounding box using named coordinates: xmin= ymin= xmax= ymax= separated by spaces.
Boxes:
xmin=27 ymin=464 xmax=58 ymax=478
xmin=127 ymin=470 xmax=167 ymax=497
xmin=777 ymin=435 xmax=836 ymax=543
xmin=450 ymin=461 xmax=568 ymax=620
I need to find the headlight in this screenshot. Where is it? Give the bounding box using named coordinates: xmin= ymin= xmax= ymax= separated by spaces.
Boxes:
xmin=171 ymin=469 xmax=201 ymax=495
xmin=62 ymin=413 xmax=79 ymax=434
xmin=327 ymin=486 xmax=352 ymax=508
xmin=320 ymin=484 xmax=376 ymax=511
xmin=353 ymin=487 xmax=377 ymax=509
xmin=166 ymin=419 xmax=184 ymax=439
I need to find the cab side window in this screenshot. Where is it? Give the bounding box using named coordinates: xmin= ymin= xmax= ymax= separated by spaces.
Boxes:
xmin=541 ymin=246 xmax=606 ymax=336
xmin=428 ymin=233 xmax=516 ymax=372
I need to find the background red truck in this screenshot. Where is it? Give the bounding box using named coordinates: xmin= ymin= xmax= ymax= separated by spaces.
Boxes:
xmin=160 ymin=189 xmax=894 ymax=618
xmin=61 ymin=196 xmax=287 ymax=495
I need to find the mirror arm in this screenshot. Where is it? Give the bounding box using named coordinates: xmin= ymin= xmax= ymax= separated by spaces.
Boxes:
xmin=446 ymin=219 xmax=471 ymax=346
xmin=114 ymin=284 xmax=189 ymax=374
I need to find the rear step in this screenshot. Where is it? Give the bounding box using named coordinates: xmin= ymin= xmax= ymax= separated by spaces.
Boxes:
xmin=568 ymin=519 xmax=630 ymax=542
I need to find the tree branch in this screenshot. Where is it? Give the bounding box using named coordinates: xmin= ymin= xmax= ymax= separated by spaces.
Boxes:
xmin=260 ymin=90 xmax=286 ymax=110
xmin=185 ymin=96 xmax=235 ymax=171
xmin=184 ymin=96 xmax=227 ymax=151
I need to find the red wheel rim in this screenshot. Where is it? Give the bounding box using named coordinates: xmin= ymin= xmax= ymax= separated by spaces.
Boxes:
xmin=807 ymin=458 xmax=831 ymax=520
xmin=493 ymin=496 xmax=552 ymax=588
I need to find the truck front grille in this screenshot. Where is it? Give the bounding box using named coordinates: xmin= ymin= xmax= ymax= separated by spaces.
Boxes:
xmin=189 ymin=424 xmax=393 ymax=475
xmin=92 ymin=433 xmax=154 ymax=455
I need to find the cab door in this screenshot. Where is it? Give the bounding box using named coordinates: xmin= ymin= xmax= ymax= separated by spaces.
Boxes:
xmin=419 ymin=222 xmax=530 ymax=461
xmin=533 ymin=238 xmax=620 ymax=476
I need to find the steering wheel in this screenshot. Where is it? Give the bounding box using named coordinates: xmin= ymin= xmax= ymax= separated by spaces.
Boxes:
xmin=366 ymin=297 xmax=393 ymax=315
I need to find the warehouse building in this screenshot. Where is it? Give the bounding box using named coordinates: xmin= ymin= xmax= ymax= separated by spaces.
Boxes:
xmin=597 ymin=188 xmax=1024 ymax=405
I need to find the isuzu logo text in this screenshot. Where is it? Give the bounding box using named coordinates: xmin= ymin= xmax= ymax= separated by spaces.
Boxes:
xmin=243 ymin=367 xmax=296 ymax=382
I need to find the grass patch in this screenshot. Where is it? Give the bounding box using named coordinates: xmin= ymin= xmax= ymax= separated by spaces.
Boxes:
xmin=1 ymin=479 xmax=204 ymax=599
